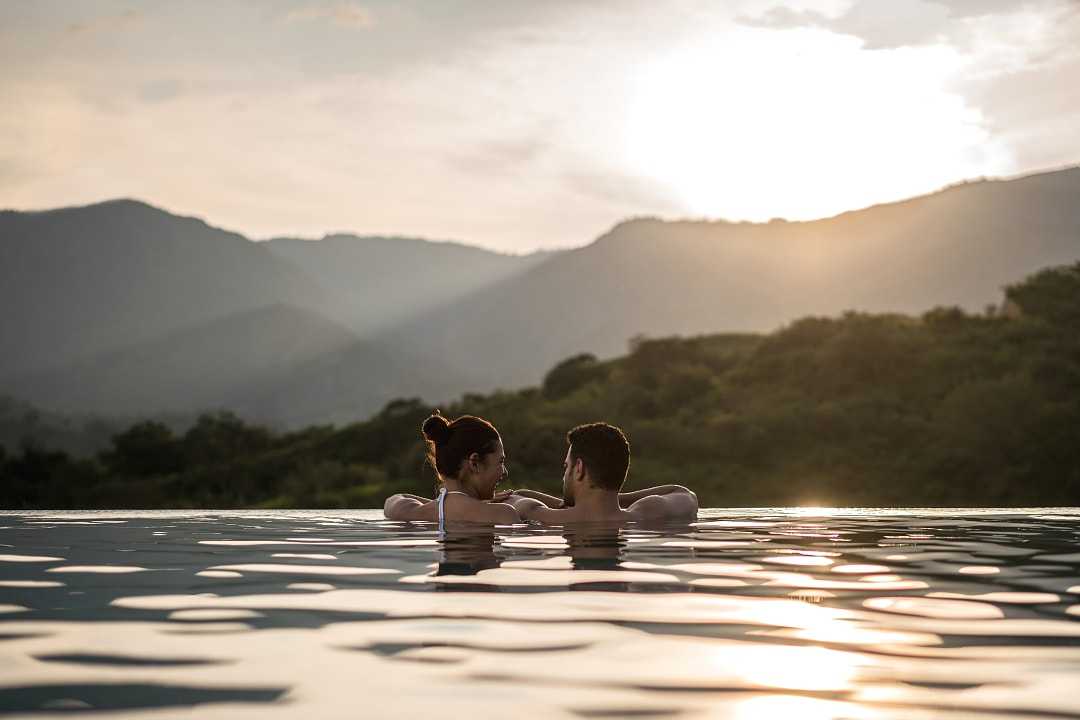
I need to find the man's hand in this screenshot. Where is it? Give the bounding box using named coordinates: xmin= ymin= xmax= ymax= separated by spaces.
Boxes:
xmin=491 ymin=489 xmax=563 ymax=507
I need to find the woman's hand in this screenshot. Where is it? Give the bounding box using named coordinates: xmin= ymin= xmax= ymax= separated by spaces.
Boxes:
xmin=491 ymin=489 xmax=517 ymax=502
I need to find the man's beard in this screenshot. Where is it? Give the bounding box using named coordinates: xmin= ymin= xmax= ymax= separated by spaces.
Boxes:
xmin=561 ymin=486 xmax=574 ymax=508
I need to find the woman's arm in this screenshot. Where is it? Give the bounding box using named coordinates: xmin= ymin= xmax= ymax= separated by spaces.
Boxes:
xmin=384 ymin=494 xmax=437 ymax=521
xmin=436 ymin=494 xmax=521 ymax=524
xmin=473 ymin=502 xmax=523 ymax=524
xmin=398 ymin=493 xmax=433 ymax=502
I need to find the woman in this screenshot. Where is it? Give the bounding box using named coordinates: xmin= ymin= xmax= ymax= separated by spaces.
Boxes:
xmin=383 ymin=411 xmax=519 ymax=527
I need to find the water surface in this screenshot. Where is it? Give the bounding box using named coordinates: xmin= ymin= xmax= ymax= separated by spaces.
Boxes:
xmin=2 ymin=509 xmax=1080 ymax=718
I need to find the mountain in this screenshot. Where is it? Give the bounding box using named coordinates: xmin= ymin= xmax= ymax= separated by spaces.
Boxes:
xmin=0 ymin=199 xmax=550 ymax=425
xmin=0 ymin=199 xmax=335 ymax=377
xmin=0 ymin=395 xmax=131 ymax=457
xmin=385 ymin=166 xmax=1080 ymax=391
xmin=9 ymin=304 xmax=359 ymax=419
xmin=265 ymin=235 xmax=556 ymax=334
xmin=4 ymin=166 xmax=1078 ymax=427
xmin=236 ymin=336 xmax=474 ymax=428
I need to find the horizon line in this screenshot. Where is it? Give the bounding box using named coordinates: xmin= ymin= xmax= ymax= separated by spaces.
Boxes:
xmin=4 ymin=161 xmax=1078 ymax=255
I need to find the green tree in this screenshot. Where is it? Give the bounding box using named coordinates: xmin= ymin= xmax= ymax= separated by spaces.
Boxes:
xmin=102 ymin=421 xmax=182 ymax=476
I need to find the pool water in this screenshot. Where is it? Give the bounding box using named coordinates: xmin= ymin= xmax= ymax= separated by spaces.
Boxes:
xmin=2 ymin=509 xmax=1080 ymax=718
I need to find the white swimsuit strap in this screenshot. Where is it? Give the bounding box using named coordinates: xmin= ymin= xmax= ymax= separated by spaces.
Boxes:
xmin=436 ymin=488 xmax=448 ymax=531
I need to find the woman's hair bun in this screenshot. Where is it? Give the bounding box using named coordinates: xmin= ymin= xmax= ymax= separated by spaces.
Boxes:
xmin=421 ymin=412 xmax=452 ymax=446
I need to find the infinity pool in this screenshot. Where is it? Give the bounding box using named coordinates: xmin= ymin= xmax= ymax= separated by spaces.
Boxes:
xmin=2 ymin=509 xmax=1080 ymax=718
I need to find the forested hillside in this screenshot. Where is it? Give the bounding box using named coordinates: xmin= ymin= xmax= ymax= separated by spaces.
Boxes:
xmin=4 ymin=262 xmax=1077 ymax=509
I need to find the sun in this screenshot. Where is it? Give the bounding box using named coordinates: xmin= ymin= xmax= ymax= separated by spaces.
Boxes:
xmin=623 ymin=27 xmax=1011 ymax=222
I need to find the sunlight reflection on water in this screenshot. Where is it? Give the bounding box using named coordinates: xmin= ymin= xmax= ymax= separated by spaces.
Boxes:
xmin=1 ymin=508 xmax=1080 ymax=718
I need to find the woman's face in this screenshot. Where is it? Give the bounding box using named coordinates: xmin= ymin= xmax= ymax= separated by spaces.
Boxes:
xmin=469 ymin=438 xmax=507 ymax=500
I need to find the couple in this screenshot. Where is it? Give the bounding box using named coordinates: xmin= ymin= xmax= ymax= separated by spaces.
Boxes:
xmin=383 ymin=412 xmax=698 ymax=526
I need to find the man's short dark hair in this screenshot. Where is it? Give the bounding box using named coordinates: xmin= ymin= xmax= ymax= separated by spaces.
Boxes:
xmin=567 ymin=423 xmax=629 ymax=491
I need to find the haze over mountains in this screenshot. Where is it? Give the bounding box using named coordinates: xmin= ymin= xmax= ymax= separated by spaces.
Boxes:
xmin=267 ymin=234 xmax=554 ymax=335
xmin=2 ymin=166 xmax=1079 ymax=427
xmin=0 ymin=200 xmax=332 ymax=378
xmin=395 ymin=166 xmax=1080 ymax=390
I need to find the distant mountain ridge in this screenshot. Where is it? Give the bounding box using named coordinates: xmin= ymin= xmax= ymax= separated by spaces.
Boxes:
xmin=0 ymin=199 xmax=335 ymax=376
xmin=2 ymin=166 xmax=1079 ymax=426
xmin=265 ymin=233 xmax=553 ymax=334
xmin=9 ymin=303 xmax=359 ymax=419
xmin=385 ymin=166 xmax=1080 ymax=391
xmin=0 ymin=197 xmax=555 ymax=423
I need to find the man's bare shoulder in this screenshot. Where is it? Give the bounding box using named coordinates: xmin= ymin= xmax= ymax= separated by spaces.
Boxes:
xmin=510 ymin=498 xmax=575 ymax=525
xmin=628 ymin=492 xmax=698 ymax=522
xmin=532 ymin=506 xmax=579 ymax=524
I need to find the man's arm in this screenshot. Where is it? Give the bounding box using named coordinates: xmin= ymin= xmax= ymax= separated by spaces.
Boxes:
xmin=505 ymin=496 xmax=568 ymax=524
xmin=501 ymin=489 xmax=563 ymax=507
xmin=618 ymin=485 xmax=696 ymax=509
xmin=384 ymin=494 xmax=437 ymax=521
xmin=627 ymin=488 xmax=698 ymax=522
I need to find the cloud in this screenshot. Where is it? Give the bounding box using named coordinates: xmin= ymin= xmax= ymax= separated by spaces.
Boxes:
xmin=0 ymin=156 xmax=35 ymax=191
xmin=284 ymin=2 xmax=374 ymax=30
xmin=66 ymin=8 xmax=141 ymax=35
xmin=447 ymin=137 xmax=548 ymax=178
xmin=2 ymin=0 xmax=1076 ymax=253
xmin=137 ymin=78 xmax=184 ymax=105
xmin=959 ymin=6 xmax=1080 ymax=168
xmin=562 ymin=167 xmax=683 ymax=216
xmin=737 ymin=0 xmax=1068 ymax=49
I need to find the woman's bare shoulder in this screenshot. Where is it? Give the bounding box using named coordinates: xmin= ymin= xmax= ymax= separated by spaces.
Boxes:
xmin=444 ymin=494 xmax=520 ymax=524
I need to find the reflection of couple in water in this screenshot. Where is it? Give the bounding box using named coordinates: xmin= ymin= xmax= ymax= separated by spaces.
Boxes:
xmin=384 ymin=412 xmax=698 ymax=528
xmin=430 ymin=525 xmax=633 ymax=580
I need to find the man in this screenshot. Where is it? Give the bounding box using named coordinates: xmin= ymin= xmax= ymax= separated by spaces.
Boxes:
xmin=503 ymin=422 xmax=698 ymax=524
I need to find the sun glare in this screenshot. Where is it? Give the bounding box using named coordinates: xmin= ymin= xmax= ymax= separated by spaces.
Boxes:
xmin=624 ymin=28 xmax=1012 ymax=222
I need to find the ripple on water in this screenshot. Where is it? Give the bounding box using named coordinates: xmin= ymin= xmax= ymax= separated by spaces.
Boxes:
xmin=195 ymin=570 xmax=242 ymax=578
xmin=168 ymin=609 xmax=264 ymax=621
xmin=205 ymin=564 xmax=400 ymax=576
xmin=46 ymin=566 xmax=147 ymax=574
xmin=757 ymin=554 xmax=836 ymax=567
xmin=0 ymin=581 xmax=65 ymax=588
xmin=35 ymin=653 xmax=228 ymax=667
xmin=957 ymin=565 xmax=1002 ymax=575
xmin=0 ymin=684 xmax=286 ymax=714
xmin=926 ymin=592 xmax=1061 ymax=604
xmin=863 ymin=597 xmax=1005 ymax=619
xmin=4 ymin=509 xmax=1080 ymax=719
xmin=400 ymin=568 xmax=682 ymax=587
xmin=832 ymin=564 xmax=891 ymax=574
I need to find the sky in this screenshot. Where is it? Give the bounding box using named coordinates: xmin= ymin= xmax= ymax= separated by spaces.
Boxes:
xmin=2 ymin=0 xmax=1079 ymax=253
